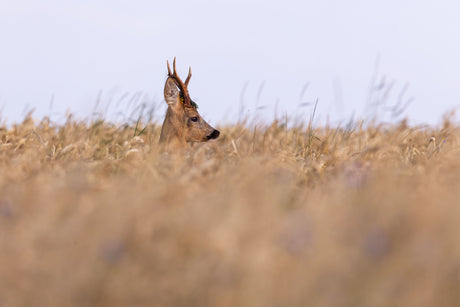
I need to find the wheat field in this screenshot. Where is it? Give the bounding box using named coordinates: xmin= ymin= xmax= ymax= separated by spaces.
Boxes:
xmin=0 ymin=112 xmax=459 ymax=307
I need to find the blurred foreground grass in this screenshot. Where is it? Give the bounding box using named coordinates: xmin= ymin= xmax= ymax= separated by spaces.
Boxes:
xmin=0 ymin=114 xmax=459 ymax=307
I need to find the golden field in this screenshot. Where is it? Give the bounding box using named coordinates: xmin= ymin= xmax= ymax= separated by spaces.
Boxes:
xmin=0 ymin=113 xmax=459 ymax=307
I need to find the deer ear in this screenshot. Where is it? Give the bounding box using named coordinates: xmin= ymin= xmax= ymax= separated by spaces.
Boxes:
xmin=164 ymin=78 xmax=180 ymax=106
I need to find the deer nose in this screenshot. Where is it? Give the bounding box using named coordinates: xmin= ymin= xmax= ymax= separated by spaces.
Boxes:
xmin=207 ymin=129 xmax=220 ymax=140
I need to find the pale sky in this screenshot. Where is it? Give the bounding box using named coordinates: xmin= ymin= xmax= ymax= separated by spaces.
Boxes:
xmin=0 ymin=0 xmax=459 ymax=126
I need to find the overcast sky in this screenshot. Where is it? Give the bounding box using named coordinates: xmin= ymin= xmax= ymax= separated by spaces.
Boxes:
xmin=0 ymin=0 xmax=459 ymax=126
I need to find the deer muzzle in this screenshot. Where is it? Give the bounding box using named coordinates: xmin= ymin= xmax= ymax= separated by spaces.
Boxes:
xmin=207 ymin=129 xmax=220 ymax=140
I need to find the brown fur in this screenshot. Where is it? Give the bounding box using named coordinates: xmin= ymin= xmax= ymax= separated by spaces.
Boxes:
xmin=159 ymin=61 xmax=219 ymax=145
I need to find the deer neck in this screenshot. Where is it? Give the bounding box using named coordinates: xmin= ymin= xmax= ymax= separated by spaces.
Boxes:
xmin=159 ymin=107 xmax=186 ymax=144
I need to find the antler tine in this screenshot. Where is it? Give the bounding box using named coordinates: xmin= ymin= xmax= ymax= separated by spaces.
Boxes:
xmin=173 ymin=57 xmax=177 ymax=77
xmin=167 ymin=60 xmax=172 ymax=76
xmin=185 ymin=66 xmax=192 ymax=86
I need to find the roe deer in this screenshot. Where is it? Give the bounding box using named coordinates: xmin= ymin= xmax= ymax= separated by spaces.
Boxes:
xmin=159 ymin=58 xmax=220 ymax=145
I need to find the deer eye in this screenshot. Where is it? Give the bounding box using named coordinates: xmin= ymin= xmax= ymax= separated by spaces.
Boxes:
xmin=190 ymin=116 xmax=198 ymax=122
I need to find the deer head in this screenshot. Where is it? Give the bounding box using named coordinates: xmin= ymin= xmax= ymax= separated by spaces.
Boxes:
xmin=159 ymin=58 xmax=220 ymax=145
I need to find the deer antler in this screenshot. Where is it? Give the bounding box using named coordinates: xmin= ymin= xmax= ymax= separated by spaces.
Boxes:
xmin=167 ymin=57 xmax=193 ymax=108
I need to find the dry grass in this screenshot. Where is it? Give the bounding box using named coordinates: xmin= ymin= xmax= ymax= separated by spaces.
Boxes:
xmin=0 ymin=113 xmax=459 ymax=307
